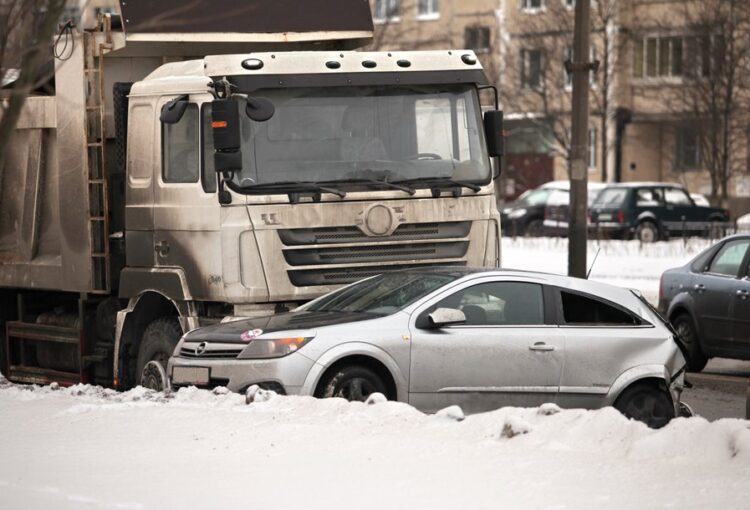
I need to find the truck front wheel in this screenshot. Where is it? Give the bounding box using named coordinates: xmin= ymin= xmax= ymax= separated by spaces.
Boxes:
xmin=136 ymin=317 xmax=182 ymax=387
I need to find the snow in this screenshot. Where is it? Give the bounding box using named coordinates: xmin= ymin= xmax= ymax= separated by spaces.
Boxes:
xmin=1 ymin=380 xmax=749 ymax=509
xmin=502 ymin=237 xmax=714 ymax=303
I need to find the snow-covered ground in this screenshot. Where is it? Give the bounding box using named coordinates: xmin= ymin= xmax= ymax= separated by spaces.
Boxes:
xmin=1 ymin=378 xmax=749 ymax=510
xmin=502 ymin=237 xmax=713 ymax=304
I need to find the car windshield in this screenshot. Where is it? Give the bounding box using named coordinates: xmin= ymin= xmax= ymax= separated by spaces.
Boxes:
xmin=204 ymin=84 xmax=490 ymax=193
xmin=517 ymin=188 xmax=554 ymax=206
xmin=593 ymin=188 xmax=628 ymax=208
xmin=304 ymin=272 xmax=458 ymax=315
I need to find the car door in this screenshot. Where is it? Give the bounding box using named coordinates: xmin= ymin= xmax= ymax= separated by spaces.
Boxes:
xmin=555 ymin=288 xmax=658 ymax=410
xmin=729 ymin=243 xmax=750 ymax=355
xmin=408 ymin=278 xmax=564 ymax=414
xmin=663 ymin=187 xmax=698 ymax=234
xmin=693 ymin=238 xmax=750 ymax=353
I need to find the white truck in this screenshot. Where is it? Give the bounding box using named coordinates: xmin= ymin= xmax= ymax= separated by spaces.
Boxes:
xmin=0 ymin=0 xmax=504 ymax=389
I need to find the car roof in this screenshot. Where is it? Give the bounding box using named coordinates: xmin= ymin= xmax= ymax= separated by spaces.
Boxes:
xmin=599 ymin=181 xmax=684 ymax=189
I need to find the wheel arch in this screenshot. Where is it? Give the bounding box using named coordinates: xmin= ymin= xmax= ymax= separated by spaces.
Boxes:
xmin=114 ymin=291 xmax=184 ymax=389
xmin=604 ymin=364 xmax=672 ymax=407
xmin=302 ymin=344 xmax=407 ymax=401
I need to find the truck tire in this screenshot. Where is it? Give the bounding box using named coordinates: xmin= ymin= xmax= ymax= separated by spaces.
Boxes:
xmin=136 ymin=317 xmax=182 ymax=385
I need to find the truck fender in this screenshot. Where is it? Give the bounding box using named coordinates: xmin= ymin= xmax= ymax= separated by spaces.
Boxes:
xmin=603 ymin=364 xmax=671 ymax=407
xmin=299 ymin=342 xmax=408 ymax=402
xmin=118 ymin=267 xmax=193 ymax=301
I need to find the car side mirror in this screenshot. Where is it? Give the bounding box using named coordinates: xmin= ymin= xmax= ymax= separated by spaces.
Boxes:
xmin=417 ymin=307 xmax=466 ymax=329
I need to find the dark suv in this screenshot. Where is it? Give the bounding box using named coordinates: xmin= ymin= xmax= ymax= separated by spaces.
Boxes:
xmin=589 ymin=182 xmax=729 ymax=242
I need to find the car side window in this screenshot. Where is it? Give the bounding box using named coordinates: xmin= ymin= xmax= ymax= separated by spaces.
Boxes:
xmin=707 ymin=239 xmax=750 ymax=277
xmin=433 ymin=281 xmax=545 ymax=326
xmin=561 ymin=291 xmax=640 ymax=326
xmin=664 ymin=188 xmax=692 ymax=206
xmin=636 ymin=188 xmax=661 ymax=206
xmin=162 ymin=103 xmax=199 ymax=183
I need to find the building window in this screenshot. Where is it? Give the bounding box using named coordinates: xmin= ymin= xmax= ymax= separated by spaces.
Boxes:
xmin=674 ymin=127 xmax=701 ymax=170
xmin=465 ymin=26 xmax=490 ymax=53
xmin=588 ymin=127 xmax=597 ymax=170
xmin=633 ymin=36 xmax=683 ymax=78
xmin=417 ymin=0 xmax=439 ymax=19
xmin=521 ymin=49 xmax=544 ymax=89
xmin=373 ymin=0 xmax=400 ymax=22
xmin=521 ymin=0 xmax=545 ymax=11
xmin=563 ymin=0 xmax=575 ymax=8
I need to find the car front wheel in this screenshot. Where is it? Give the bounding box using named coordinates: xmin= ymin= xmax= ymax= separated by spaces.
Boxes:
xmin=672 ymin=313 xmax=708 ymax=372
xmin=614 ymin=382 xmax=675 ymax=428
xmin=320 ymin=365 xmax=387 ymax=402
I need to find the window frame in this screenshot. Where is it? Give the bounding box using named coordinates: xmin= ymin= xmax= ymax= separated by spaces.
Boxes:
xmin=521 ymin=48 xmax=545 ymax=90
xmin=464 ymin=25 xmax=491 ymax=54
xmin=704 ymin=239 xmax=750 ymax=278
xmin=373 ymin=0 xmax=401 ymax=24
xmin=160 ymin=101 xmax=201 ymax=185
xmin=674 ymin=126 xmax=702 ymax=171
xmin=521 ymin=0 xmax=546 ymax=14
xmin=633 ymin=35 xmax=685 ymax=80
xmin=416 ymin=0 xmax=440 ymax=20
xmin=199 ymin=102 xmax=218 ymax=194
xmin=552 ymin=287 xmax=652 ymax=328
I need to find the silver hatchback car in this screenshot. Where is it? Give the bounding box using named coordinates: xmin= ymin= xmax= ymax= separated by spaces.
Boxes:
xmin=168 ymin=268 xmax=688 ymax=427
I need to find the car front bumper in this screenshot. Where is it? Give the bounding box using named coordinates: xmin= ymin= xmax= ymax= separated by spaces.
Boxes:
xmin=167 ymin=351 xmax=317 ymax=394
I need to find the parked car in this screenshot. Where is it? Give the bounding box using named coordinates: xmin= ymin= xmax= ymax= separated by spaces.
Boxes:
xmin=168 ymin=268 xmax=688 ymax=428
xmin=500 ymin=181 xmax=570 ymax=236
xmin=660 ymin=234 xmax=750 ymax=371
xmin=543 ymin=182 xmax=607 ymax=236
xmin=589 ymin=182 xmax=729 ymax=242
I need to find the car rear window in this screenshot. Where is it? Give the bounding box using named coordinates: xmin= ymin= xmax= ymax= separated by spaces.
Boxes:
xmin=593 ymin=188 xmax=628 ymax=208
xmin=560 ymin=291 xmax=641 ymax=326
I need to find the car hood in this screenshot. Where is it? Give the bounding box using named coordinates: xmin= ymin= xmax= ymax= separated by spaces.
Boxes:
xmin=183 ymin=311 xmax=378 ymax=344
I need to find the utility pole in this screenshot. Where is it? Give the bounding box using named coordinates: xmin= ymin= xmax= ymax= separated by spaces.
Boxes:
xmin=566 ymin=0 xmax=594 ymax=278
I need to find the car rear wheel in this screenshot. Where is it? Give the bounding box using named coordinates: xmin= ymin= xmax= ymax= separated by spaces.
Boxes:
xmin=672 ymin=313 xmax=708 ymax=372
xmin=614 ymin=383 xmax=674 ymax=429
xmin=320 ymin=365 xmax=387 ymax=402
xmin=525 ymin=219 xmax=544 ymax=237
xmin=636 ymin=221 xmax=659 ymax=243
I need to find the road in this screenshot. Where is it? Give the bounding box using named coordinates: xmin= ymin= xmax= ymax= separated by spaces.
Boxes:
xmin=681 ymin=358 xmax=749 ymax=421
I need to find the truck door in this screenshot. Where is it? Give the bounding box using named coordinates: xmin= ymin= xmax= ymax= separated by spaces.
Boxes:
xmin=154 ymin=96 xmax=223 ymax=300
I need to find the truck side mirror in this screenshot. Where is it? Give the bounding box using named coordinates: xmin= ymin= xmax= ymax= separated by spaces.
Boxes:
xmin=484 ymin=110 xmax=504 ymax=158
xmin=245 ymin=97 xmax=275 ymax=122
xmin=211 ymin=98 xmax=243 ymax=173
xmin=160 ymin=95 xmax=189 ymax=124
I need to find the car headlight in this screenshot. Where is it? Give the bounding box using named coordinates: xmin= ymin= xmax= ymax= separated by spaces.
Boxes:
xmin=238 ymin=336 xmax=314 ymax=359
xmin=508 ymin=208 xmax=527 ymax=219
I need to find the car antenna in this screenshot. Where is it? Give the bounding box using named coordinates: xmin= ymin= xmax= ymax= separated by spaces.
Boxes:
xmin=586 ymin=247 xmax=601 ymax=279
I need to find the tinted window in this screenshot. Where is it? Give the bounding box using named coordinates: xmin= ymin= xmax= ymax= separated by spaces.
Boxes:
xmin=561 ymin=291 xmax=640 ymax=325
xmin=306 ymin=272 xmax=457 ymax=315
xmin=434 ymin=281 xmax=544 ymax=325
xmin=707 ymin=239 xmax=750 ymax=276
xmin=162 ymin=103 xmax=199 ymax=183
xmin=594 ymin=188 xmax=628 ymax=208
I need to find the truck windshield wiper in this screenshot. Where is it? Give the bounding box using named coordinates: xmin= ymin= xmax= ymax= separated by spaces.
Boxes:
xmin=394 ymin=176 xmax=482 ymax=192
xmin=341 ymin=178 xmax=416 ymax=195
xmin=238 ymin=181 xmax=346 ymax=198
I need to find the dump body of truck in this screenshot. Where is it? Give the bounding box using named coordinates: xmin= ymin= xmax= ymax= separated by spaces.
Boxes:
xmin=1 ymin=0 xmax=502 ymax=390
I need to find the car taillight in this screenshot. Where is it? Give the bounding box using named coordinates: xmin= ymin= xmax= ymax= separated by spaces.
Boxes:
xmin=617 ymin=210 xmax=625 ymax=223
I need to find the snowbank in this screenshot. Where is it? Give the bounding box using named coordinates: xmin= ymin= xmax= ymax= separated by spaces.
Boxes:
xmin=1 ymin=380 xmax=749 ymax=509
xmin=502 ymin=237 xmax=713 ymax=303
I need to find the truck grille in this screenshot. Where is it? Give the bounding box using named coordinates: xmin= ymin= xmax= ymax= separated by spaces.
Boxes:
xmin=280 ymin=221 xmax=472 ymax=286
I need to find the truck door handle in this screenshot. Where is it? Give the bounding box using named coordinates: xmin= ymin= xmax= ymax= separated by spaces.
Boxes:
xmin=155 ymin=240 xmax=170 ymax=257
xmin=737 ymin=289 xmax=749 ymax=300
xmin=529 ymin=342 xmax=555 ymax=352
xmin=693 ymin=284 xmax=706 ymax=293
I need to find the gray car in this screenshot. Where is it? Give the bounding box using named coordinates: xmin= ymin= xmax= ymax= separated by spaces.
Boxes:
xmin=168 ymin=268 xmax=688 ymax=427
xmin=660 ymin=234 xmax=750 ymax=371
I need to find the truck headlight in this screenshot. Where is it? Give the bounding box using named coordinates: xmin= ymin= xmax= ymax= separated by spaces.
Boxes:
xmin=238 ymin=337 xmax=313 ymax=359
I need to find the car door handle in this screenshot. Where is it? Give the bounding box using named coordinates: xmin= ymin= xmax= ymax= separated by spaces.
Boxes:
xmin=693 ymin=284 xmax=706 ymax=293
xmin=529 ymin=342 xmax=555 ymax=352
xmin=737 ymin=289 xmax=749 ymax=300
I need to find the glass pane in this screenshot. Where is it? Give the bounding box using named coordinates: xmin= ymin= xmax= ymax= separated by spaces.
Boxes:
xmin=633 ymin=38 xmax=644 ymax=78
xmin=664 ymin=188 xmax=691 ymax=205
xmin=593 ymin=188 xmax=628 ymax=207
xmin=562 ymin=291 xmax=638 ymax=325
xmin=636 ymin=188 xmax=661 ymax=206
xmin=659 ymin=38 xmax=670 ymax=76
xmin=201 ymin=105 xmax=217 ymax=193
xmin=646 ymin=38 xmax=657 ymax=77
xmin=708 ymin=240 xmax=750 ymax=276
xmin=671 ymin=38 xmax=683 ymax=76
xmin=163 ymin=103 xmax=199 ymax=183
xmin=436 ymin=282 xmax=545 ymax=326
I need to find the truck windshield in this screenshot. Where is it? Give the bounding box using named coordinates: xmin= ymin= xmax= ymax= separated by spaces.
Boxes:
xmin=204 ymin=84 xmax=491 ymax=192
